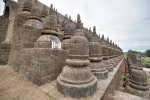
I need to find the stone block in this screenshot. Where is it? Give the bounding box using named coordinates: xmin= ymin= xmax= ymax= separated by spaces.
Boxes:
xmin=21 ymin=48 xmax=68 ymax=85
xmin=57 ymin=76 xmax=97 ymax=98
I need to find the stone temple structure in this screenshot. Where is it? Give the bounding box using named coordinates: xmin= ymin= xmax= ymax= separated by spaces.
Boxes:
xmin=0 ymin=0 xmax=149 ymax=99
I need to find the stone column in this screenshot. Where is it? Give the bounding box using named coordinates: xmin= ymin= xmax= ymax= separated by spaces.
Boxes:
xmin=101 ymin=35 xmax=113 ymax=72
xmin=106 ymin=37 xmax=115 ymax=68
xmin=109 ymin=40 xmax=117 ymax=67
xmin=41 ymin=5 xmax=48 ymax=19
xmin=62 ymin=16 xmax=74 ymax=50
xmin=54 ymin=9 xmax=63 ymax=41
xmin=86 ymin=27 xmax=92 ymax=42
xmin=89 ymin=26 xmax=108 ymax=79
xmin=34 ymin=4 xmax=61 ymax=49
xmin=61 ymin=14 xmax=68 ymax=32
xmin=24 ymin=0 xmax=43 ymax=29
xmin=57 ymin=14 xmax=97 ymax=98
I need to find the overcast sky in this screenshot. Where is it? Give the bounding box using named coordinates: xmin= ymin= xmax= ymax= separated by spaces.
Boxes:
xmin=0 ymin=0 xmax=150 ymax=52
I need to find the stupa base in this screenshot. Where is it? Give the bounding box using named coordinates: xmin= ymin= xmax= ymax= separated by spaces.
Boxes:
xmin=92 ymin=69 xmax=108 ymax=80
xmin=125 ymin=85 xmax=150 ymax=99
xmin=106 ymin=65 xmax=114 ymax=72
xmin=57 ymin=75 xmax=97 ymax=99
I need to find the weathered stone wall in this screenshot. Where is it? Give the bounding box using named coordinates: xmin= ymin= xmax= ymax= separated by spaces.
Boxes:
xmin=0 ymin=16 xmax=9 ymax=42
xmin=3 ymin=0 xmax=68 ymax=65
xmin=5 ymin=0 xmax=68 ymax=86
xmin=9 ymin=26 xmax=41 ymax=68
xmin=4 ymin=0 xmax=20 ymax=43
xmin=3 ymin=0 xmax=66 ymax=45
xmin=0 ymin=16 xmax=10 ymax=65
xmin=0 ymin=43 xmax=11 ymax=65
xmin=17 ymin=0 xmax=65 ymax=21
xmin=8 ymin=19 xmax=69 ymax=85
xmin=21 ymin=49 xmax=68 ymax=85
xmin=101 ymin=57 xmax=125 ymax=100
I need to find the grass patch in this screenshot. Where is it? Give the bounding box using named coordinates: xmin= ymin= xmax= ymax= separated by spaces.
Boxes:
xmin=0 ymin=69 xmax=4 ymax=75
xmin=86 ymin=96 xmax=89 ymax=100
xmin=2 ymin=71 xmax=20 ymax=80
xmin=0 ymin=62 xmax=8 ymax=66
xmin=23 ymin=77 xmax=29 ymax=82
xmin=45 ymin=92 xmax=55 ymax=100
xmin=10 ymin=72 xmax=19 ymax=76
xmin=14 ymin=96 xmax=20 ymax=100
xmin=141 ymin=57 xmax=150 ymax=68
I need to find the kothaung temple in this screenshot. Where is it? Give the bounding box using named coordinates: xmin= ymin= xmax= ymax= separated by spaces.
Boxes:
xmin=0 ymin=0 xmax=149 ymax=100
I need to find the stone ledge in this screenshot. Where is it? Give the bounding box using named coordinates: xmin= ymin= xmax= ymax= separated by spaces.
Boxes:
xmin=112 ymin=90 xmax=147 ymax=100
xmin=40 ymin=57 xmax=125 ymax=100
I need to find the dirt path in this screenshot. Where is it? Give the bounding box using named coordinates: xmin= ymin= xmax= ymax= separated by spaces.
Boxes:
xmin=143 ymin=68 xmax=150 ymax=72
xmin=145 ymin=70 xmax=150 ymax=85
xmin=0 ymin=65 xmax=51 ymax=100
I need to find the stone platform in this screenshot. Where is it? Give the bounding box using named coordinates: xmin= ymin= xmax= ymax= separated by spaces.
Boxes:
xmin=40 ymin=57 xmax=125 ymax=100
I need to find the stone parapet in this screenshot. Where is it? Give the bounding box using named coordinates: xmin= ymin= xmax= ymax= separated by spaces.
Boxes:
xmin=112 ymin=90 xmax=147 ymax=100
xmin=40 ymin=56 xmax=125 ymax=100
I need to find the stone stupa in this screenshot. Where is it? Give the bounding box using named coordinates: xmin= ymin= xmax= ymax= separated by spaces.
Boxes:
xmin=57 ymin=14 xmax=97 ymax=98
xmin=101 ymin=35 xmax=114 ymax=72
xmin=24 ymin=0 xmax=43 ymax=29
xmin=89 ymin=26 xmax=108 ymax=79
xmin=34 ymin=4 xmax=61 ymax=49
xmin=62 ymin=16 xmax=75 ymax=50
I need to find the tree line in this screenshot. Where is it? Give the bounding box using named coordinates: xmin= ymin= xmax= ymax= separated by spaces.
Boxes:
xmin=124 ymin=49 xmax=150 ymax=68
xmin=124 ymin=49 xmax=150 ymax=57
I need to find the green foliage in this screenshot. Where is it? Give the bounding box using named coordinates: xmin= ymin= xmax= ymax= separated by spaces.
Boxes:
xmin=145 ymin=49 xmax=150 ymax=57
xmin=125 ymin=50 xmax=143 ymax=57
xmin=141 ymin=57 xmax=150 ymax=68
xmin=127 ymin=50 xmax=139 ymax=54
xmin=125 ymin=49 xmax=150 ymax=68
xmin=125 ymin=49 xmax=150 ymax=57
xmin=45 ymin=92 xmax=55 ymax=100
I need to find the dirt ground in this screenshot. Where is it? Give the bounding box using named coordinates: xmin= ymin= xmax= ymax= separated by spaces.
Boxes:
xmin=0 ymin=65 xmax=52 ymax=100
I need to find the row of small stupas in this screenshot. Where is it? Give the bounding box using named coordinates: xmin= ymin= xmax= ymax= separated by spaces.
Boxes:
xmin=22 ymin=0 xmax=123 ymax=51
xmin=122 ymin=54 xmax=150 ymax=99
xmin=10 ymin=0 xmax=124 ymax=98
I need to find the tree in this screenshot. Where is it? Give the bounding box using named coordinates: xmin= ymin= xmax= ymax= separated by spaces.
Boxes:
xmin=127 ymin=50 xmax=139 ymax=55
xmin=145 ymin=49 xmax=150 ymax=57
